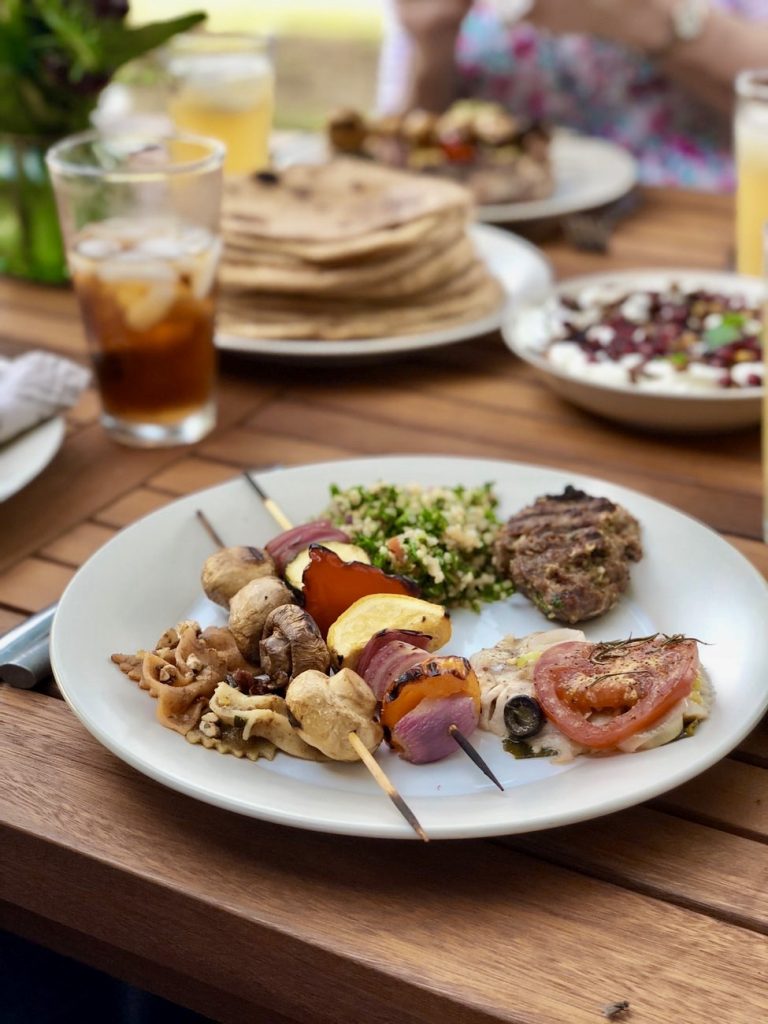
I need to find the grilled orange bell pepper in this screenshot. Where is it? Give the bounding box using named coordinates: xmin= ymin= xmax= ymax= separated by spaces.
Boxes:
xmin=302 ymin=545 xmax=419 ymax=637
xmin=379 ymin=655 xmax=480 ymax=731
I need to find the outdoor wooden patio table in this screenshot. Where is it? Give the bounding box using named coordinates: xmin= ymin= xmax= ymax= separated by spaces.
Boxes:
xmin=1 ymin=188 xmax=766 ymax=1024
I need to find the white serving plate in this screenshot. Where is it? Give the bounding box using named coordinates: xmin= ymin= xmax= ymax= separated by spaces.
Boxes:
xmin=50 ymin=456 xmax=768 ymax=840
xmin=503 ymin=269 xmax=765 ymax=433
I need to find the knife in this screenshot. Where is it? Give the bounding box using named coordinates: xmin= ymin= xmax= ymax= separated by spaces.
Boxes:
xmin=0 ymin=603 xmax=56 ymax=689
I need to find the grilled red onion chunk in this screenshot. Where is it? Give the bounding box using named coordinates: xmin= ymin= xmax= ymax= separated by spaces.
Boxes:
xmin=358 ymin=636 xmax=433 ymax=702
xmin=265 ymin=521 xmax=350 ymax=575
xmin=390 ymin=694 xmax=479 ymax=764
xmin=356 ymin=630 xmax=432 ymax=688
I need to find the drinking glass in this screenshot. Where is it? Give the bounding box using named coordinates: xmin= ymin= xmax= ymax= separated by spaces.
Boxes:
xmin=735 ymin=70 xmax=768 ymax=277
xmin=46 ymin=130 xmax=225 ymax=447
xmin=165 ymin=32 xmax=274 ymax=176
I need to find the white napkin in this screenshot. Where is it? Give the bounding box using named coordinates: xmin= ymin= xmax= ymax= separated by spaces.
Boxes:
xmin=0 ymin=352 xmax=91 ymax=446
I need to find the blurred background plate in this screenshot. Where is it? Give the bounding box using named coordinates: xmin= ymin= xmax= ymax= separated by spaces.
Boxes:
xmin=0 ymin=416 xmax=65 ymax=502
xmin=502 ymin=269 xmax=765 ymax=433
xmin=272 ymin=130 xmax=639 ymax=224
xmin=216 ymin=223 xmax=552 ymax=363
xmin=477 ymin=132 xmax=638 ymax=223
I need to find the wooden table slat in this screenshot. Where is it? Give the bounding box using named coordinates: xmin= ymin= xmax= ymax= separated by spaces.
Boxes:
xmin=3 ymin=689 xmax=768 ymax=1024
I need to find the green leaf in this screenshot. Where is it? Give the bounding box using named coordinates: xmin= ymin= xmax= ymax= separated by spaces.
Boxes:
xmin=98 ymin=12 xmax=206 ymax=71
xmin=703 ymin=322 xmax=743 ymax=350
xmin=667 ymin=351 xmax=688 ymax=367
xmin=34 ymin=0 xmax=102 ymax=71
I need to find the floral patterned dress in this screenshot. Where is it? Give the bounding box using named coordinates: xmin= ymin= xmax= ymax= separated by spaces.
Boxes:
xmin=378 ymin=1 xmax=768 ymax=192
xmin=378 ymin=0 xmax=768 ymax=191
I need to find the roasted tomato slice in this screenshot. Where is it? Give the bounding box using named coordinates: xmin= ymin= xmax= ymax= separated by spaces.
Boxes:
xmin=533 ymin=635 xmax=699 ymax=749
xmin=302 ymin=545 xmax=419 ymax=637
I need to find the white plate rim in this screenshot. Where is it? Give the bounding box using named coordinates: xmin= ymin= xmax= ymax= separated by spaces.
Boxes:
xmin=502 ymin=268 xmax=765 ymax=404
xmin=216 ymin=224 xmax=552 ymax=360
xmin=0 ymin=416 xmax=65 ymax=503
xmin=49 ymin=455 xmax=768 ymax=840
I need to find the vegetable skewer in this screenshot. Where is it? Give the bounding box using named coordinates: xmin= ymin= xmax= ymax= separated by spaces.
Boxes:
xmin=243 ymin=471 xmax=293 ymax=531
xmin=241 ymin=471 xmax=504 ymax=791
xmin=195 ymin=503 xmax=430 ymax=842
xmin=346 ymin=732 xmax=429 ymax=842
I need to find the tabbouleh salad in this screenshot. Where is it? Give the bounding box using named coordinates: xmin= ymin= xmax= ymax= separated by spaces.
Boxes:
xmin=324 ymin=481 xmax=513 ymax=609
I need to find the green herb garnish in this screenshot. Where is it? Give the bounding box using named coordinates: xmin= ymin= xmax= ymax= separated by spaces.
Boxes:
xmin=703 ymin=313 xmax=746 ymax=351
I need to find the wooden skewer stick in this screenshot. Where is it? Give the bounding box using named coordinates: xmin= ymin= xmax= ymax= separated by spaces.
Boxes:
xmin=244 ymin=476 xmax=505 ymax=793
xmin=448 ymin=725 xmax=504 ymax=792
xmin=196 ymin=509 xmax=226 ymax=549
xmin=242 ymin=471 xmax=293 ymax=531
xmin=194 ymin=503 xmax=429 ymax=840
xmin=347 ymin=732 xmax=429 ymax=843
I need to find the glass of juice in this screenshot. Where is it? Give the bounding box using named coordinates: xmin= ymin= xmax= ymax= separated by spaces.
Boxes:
xmin=46 ymin=130 xmax=225 ymax=447
xmin=735 ymin=70 xmax=768 ymax=277
xmin=165 ymin=32 xmax=274 ymax=176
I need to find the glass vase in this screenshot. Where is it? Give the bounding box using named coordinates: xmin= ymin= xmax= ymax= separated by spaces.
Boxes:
xmin=0 ymin=133 xmax=68 ymax=285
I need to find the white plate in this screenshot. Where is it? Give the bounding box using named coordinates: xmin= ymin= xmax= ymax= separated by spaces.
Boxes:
xmin=503 ymin=269 xmax=765 ymax=433
xmin=216 ymin=224 xmax=552 ymax=362
xmin=0 ymin=417 xmax=65 ymax=502
xmin=50 ymin=456 xmax=768 ymax=840
xmin=271 ymin=130 xmax=638 ymax=225
xmin=477 ymin=132 xmax=638 ymax=223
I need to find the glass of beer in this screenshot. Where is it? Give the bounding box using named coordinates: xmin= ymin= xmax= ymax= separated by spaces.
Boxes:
xmin=735 ymin=70 xmax=768 ymax=276
xmin=46 ymin=131 xmax=225 ymax=447
xmin=165 ymin=32 xmax=274 ymax=176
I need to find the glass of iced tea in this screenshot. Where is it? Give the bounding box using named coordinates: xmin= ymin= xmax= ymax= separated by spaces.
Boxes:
xmin=165 ymin=32 xmax=274 ymax=176
xmin=46 ymin=130 xmax=225 ymax=447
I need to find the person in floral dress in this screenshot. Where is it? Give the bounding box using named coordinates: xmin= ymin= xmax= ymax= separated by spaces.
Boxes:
xmin=378 ymin=0 xmax=768 ymax=190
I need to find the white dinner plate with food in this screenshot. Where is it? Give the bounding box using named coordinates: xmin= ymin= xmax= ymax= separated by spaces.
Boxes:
xmin=50 ymin=455 xmax=768 ymax=840
xmin=271 ymin=130 xmax=638 ymax=225
xmin=503 ymin=269 xmax=765 ymax=432
xmin=0 ymin=416 xmax=65 ymax=502
xmin=216 ymin=224 xmax=552 ymax=362
xmin=477 ymin=132 xmax=638 ymax=223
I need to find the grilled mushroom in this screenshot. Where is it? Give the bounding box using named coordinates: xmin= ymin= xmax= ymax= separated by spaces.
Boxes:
xmin=228 ymin=576 xmax=294 ymax=661
xmin=259 ymin=605 xmax=330 ymax=689
xmin=201 ymin=546 xmax=275 ymax=608
xmin=286 ymin=668 xmax=383 ymax=761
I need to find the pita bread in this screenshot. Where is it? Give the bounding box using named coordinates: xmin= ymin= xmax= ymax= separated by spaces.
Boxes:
xmin=223 ymin=207 xmax=469 ymax=265
xmin=217 ymin=157 xmax=504 ymax=343
xmin=222 ymin=158 xmax=471 ymax=244
xmin=218 ymin=264 xmax=505 ymax=341
xmin=220 ymin=234 xmax=476 ymax=300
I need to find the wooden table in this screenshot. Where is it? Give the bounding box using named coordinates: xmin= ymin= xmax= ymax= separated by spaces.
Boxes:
xmin=1 ymin=188 xmax=767 ymax=1024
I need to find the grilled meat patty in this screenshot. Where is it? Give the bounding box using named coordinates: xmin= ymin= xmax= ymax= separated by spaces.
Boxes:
xmin=494 ymin=486 xmax=642 ymax=624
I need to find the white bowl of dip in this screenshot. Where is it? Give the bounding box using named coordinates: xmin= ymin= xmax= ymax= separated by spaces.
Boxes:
xmin=502 ymin=269 xmax=765 ymax=433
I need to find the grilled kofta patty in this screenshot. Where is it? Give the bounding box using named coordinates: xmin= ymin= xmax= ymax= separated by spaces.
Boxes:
xmin=494 ymin=486 xmax=642 ymax=624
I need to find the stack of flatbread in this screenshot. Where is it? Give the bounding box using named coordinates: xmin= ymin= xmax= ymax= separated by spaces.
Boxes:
xmin=218 ymin=158 xmax=505 ymax=342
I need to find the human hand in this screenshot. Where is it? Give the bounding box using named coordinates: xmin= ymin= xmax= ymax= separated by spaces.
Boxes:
xmin=528 ymin=0 xmax=674 ymax=53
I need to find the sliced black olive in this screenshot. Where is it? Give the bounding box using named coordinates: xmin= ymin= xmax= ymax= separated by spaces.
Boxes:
xmin=503 ymin=695 xmax=544 ymax=739
xmin=255 ymin=169 xmax=280 ymax=185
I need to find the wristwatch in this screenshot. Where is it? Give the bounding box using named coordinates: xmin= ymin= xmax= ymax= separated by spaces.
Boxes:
xmin=651 ymin=0 xmax=711 ymax=58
